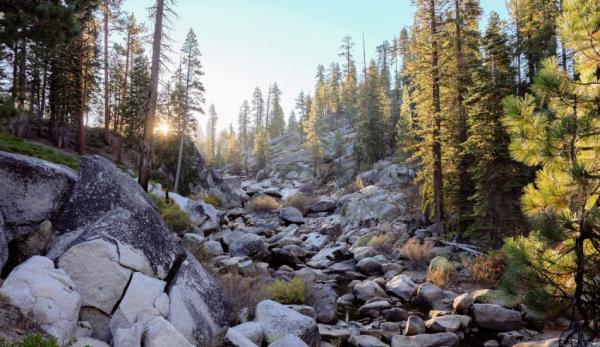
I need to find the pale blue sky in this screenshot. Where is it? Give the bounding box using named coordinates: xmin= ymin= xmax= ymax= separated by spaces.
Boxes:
xmin=122 ymin=0 xmax=509 ymax=131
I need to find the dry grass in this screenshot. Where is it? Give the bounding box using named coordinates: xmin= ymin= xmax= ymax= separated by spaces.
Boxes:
xmin=249 ymin=195 xmax=281 ymax=213
xmin=284 ymin=193 xmax=313 ymax=214
xmin=214 ymin=270 xmax=270 ymax=323
xmin=427 ymin=261 xmax=455 ymax=287
xmin=401 ymin=239 xmax=433 ymax=270
xmin=467 ymin=250 xmax=507 ymax=284
xmin=368 ymin=233 xmax=394 ymax=256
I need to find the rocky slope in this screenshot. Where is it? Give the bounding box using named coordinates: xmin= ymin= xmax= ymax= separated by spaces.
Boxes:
xmin=0 ymin=149 xmax=565 ymax=347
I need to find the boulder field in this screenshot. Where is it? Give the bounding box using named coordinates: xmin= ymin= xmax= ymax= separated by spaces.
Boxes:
xmin=0 ymin=151 xmax=562 ymax=347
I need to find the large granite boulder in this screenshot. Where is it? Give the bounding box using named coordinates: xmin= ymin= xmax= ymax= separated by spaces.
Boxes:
xmin=167 ymin=253 xmax=230 ymax=345
xmin=255 ymin=300 xmax=320 ymax=347
xmin=223 ymin=230 xmax=268 ymax=259
xmin=144 ymin=316 xmax=194 ymax=347
xmin=280 ymin=206 xmax=305 ymax=225
xmin=0 ymin=214 xmax=7 ymax=273
xmin=385 ymin=274 xmax=417 ymax=301
xmin=0 ymin=256 xmax=81 ymax=345
xmin=339 ymin=186 xmax=405 ymax=232
xmin=51 ymin=155 xmax=183 ymax=279
xmin=186 ymin=199 xmax=220 ymax=232
xmin=0 ymin=151 xmax=77 ymax=240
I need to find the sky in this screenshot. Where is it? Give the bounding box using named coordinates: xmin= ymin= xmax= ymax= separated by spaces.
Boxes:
xmin=122 ymin=0 xmax=509 ymax=132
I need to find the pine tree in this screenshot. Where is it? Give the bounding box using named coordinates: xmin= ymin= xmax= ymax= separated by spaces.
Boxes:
xmin=268 ymin=82 xmax=285 ymax=138
xmin=287 ymin=110 xmax=298 ymax=134
xmin=376 ymin=40 xmax=392 ymax=96
xmin=463 ymin=12 xmax=524 ymax=245
xmin=121 ymin=54 xmax=149 ymax=149
xmin=303 ymin=101 xmax=323 ymax=177
xmin=327 ymin=62 xmax=342 ymax=115
xmin=295 ymin=91 xmax=307 ymax=142
xmin=206 ymin=104 xmax=217 ymax=166
xmin=238 ymin=100 xmax=251 ymax=174
xmin=174 ymin=29 xmax=204 ymax=193
xmin=356 ymin=61 xmax=390 ymax=168
xmin=253 ymin=129 xmax=269 ymax=171
xmin=339 ymin=36 xmax=358 ymax=121
xmin=251 ymin=87 xmax=264 ymax=130
xmin=501 ymin=1 xmax=600 ymax=341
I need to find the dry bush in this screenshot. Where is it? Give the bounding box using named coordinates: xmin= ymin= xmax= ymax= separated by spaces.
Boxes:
xmin=401 ymin=239 xmax=433 ymax=270
xmin=213 ymin=270 xmax=270 ymax=323
xmin=284 ymin=193 xmax=307 ymax=210
xmin=427 ymin=261 xmax=455 ymax=287
xmin=249 ymin=195 xmax=280 ymax=213
xmin=368 ymin=234 xmax=394 ymax=256
xmin=203 ymin=194 xmax=222 ymax=208
xmin=467 ymin=250 xmax=507 ymax=284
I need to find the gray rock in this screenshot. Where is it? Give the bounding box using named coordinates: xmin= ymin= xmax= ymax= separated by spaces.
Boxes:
xmin=309 ymin=196 xmax=336 ymax=213
xmin=356 ymin=257 xmax=383 ymax=275
xmin=0 ymin=214 xmax=6 ymax=272
xmin=110 ymin=272 xmax=166 ymax=334
xmin=186 ymin=199 xmax=220 ymax=232
xmin=286 ymin=305 xmax=316 ymax=319
xmin=226 ymin=328 xmax=259 ymax=347
xmin=113 ymin=322 xmax=144 ymax=347
xmin=499 ymin=331 xmax=525 ymax=346
xmin=0 ymin=151 xmax=76 ymax=241
xmin=224 ymin=231 xmax=268 ymax=259
xmin=144 ymin=316 xmax=194 ymax=347
xmin=80 ymin=307 xmax=111 ymax=342
xmin=471 ymin=304 xmax=522 ymax=331
xmin=391 ymin=333 xmax=460 ymax=347
xmin=381 ymin=322 xmax=401 ymax=340
xmin=203 ymin=240 xmax=224 ymax=256
xmin=280 ymin=206 xmax=305 ymax=224
xmin=404 ymin=315 xmax=426 ymax=336
xmin=385 ymin=274 xmax=417 ymax=301
xmin=17 ymin=220 xmax=53 ymax=258
xmin=71 ymin=337 xmax=110 ymax=347
xmin=358 ymin=300 xmax=391 ymax=318
xmin=0 ymin=256 xmax=81 ymax=345
xmin=417 ymin=283 xmax=444 ymax=306
xmin=310 ymin=283 xmax=338 ymax=324
xmin=182 ymin=233 xmax=205 ymax=255
xmin=339 ymin=186 xmax=405 ymax=231
xmin=452 ymin=293 xmax=474 ymax=314
xmin=52 ymin=155 xmax=183 ymax=279
xmin=348 ymin=334 xmax=389 ymax=347
xmin=484 ymin=340 xmax=500 ymax=347
xmin=382 ymin=307 xmax=409 ymax=322
xmin=58 ymin=238 xmax=132 ymax=314
xmin=268 ymin=334 xmax=310 ymax=347
xmin=302 ymin=233 xmax=329 ymax=252
xmin=255 ymin=300 xmax=319 ymax=347
xmin=167 ymin=254 xmax=230 ymax=345
xmin=318 ymin=324 xmax=351 ymax=344
xmin=230 ymin=322 xmax=264 ymax=345
xmin=154 ymin=293 xmax=170 ymax=317
xmin=425 ymin=315 xmax=471 ymax=333
xmin=353 ymin=280 xmax=386 ymax=302
xmin=513 ymin=338 xmax=560 ymax=347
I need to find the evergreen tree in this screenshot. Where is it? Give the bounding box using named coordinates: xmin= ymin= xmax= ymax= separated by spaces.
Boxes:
xmin=268 ymin=82 xmax=285 ymax=138
xmin=463 ymin=12 xmax=524 ymax=245
xmin=303 ymin=102 xmax=323 ymax=177
xmin=295 ymin=91 xmax=307 ymax=142
xmin=121 ymin=54 xmax=149 ymax=149
xmin=251 ymin=86 xmax=264 ymax=130
xmin=174 ymin=29 xmax=204 ymax=193
xmin=287 ymin=109 xmax=298 ymax=134
xmin=327 ymin=62 xmax=342 ymax=115
xmin=238 ymin=100 xmax=251 ymax=174
xmin=206 ymin=104 xmax=217 ymax=166
xmin=356 ymin=61 xmax=390 ymax=168
xmin=501 ymin=1 xmax=600 ymax=341
xmin=339 ymin=36 xmax=358 ymax=121
xmin=253 ymin=128 xmax=269 ymax=171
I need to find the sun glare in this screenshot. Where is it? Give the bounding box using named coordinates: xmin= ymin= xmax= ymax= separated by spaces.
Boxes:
xmin=155 ymin=122 xmax=170 ymax=136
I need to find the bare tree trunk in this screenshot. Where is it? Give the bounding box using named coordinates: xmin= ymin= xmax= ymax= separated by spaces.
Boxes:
xmin=430 ymin=0 xmax=444 ymax=229
xmin=174 ymin=133 xmax=185 ymax=192
xmin=38 ymin=64 xmax=47 ymax=136
xmin=138 ymin=0 xmax=165 ymax=191
xmin=103 ymin=2 xmax=111 ymax=144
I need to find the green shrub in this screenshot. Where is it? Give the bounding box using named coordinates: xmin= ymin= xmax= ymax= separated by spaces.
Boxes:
xmin=149 ymin=194 xmax=191 ymax=234
xmin=203 ymin=195 xmax=221 ymax=208
xmin=0 ymin=97 xmax=18 ymax=130
xmin=267 ymin=277 xmax=305 ymax=304
xmin=0 ymin=334 xmax=59 ymax=347
xmin=0 ymin=132 xmax=79 ymax=170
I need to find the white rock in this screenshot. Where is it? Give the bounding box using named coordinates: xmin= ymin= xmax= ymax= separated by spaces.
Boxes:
xmin=268 ymin=334 xmax=310 ymax=347
xmin=0 ymin=256 xmax=81 ymax=345
xmin=58 ymin=239 xmax=132 ymax=314
xmin=143 ymin=316 xmax=194 ymax=347
xmin=113 ymin=322 xmax=144 ymax=347
xmin=255 ymin=300 xmax=319 ymax=347
xmin=110 ymin=272 xmax=166 ymax=334
xmin=154 ymin=293 xmax=170 ymax=317
xmin=230 ymin=322 xmax=264 ymax=345
xmin=71 ymin=337 xmax=110 ymax=347
xmin=226 ymin=328 xmax=259 ymax=347
xmin=385 ymin=274 xmax=417 ymax=301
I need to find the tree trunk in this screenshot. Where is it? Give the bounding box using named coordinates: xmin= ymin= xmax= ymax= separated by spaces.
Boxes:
xmin=103 ymin=2 xmax=111 ymax=144
xmin=174 ymin=47 xmax=193 ymax=193
xmin=174 ymin=133 xmax=185 ymax=193
xmin=38 ymin=63 xmax=47 ymax=136
xmin=138 ymin=0 xmax=165 ymax=191
xmin=116 ymin=27 xmax=132 ymax=163
xmin=77 ymin=40 xmax=86 ymax=155
xmin=430 ymin=0 xmax=444 ymax=229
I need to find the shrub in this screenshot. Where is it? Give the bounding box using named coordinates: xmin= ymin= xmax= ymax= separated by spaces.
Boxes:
xmin=203 ymin=194 xmax=221 ymax=208
xmin=249 ymin=195 xmax=280 ymax=213
xmin=0 ymin=334 xmax=59 ymax=347
xmin=400 ymin=239 xmax=433 ymax=270
xmin=354 ymin=176 xmax=365 ymax=191
xmin=427 ymin=257 xmax=454 ymax=287
xmin=284 ymin=193 xmax=308 ymax=212
xmin=214 ymin=270 xmax=269 ymax=323
xmin=0 ymin=132 xmax=80 ymax=170
xmin=267 ymin=277 xmax=306 ymax=304
xmin=468 ymin=250 xmax=507 ymax=284
xmin=149 ymin=194 xmax=192 ymax=234
xmin=368 ymin=234 xmax=394 ymax=256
